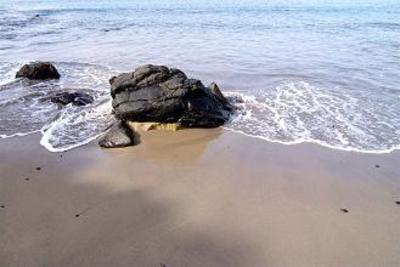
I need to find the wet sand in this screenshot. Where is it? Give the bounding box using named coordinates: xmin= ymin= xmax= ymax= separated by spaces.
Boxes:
xmin=1 ymin=129 xmax=400 ymax=267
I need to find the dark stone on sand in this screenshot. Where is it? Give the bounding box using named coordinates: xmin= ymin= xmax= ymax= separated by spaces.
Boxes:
xmin=36 ymin=167 xmax=41 ymax=171
xmin=16 ymin=62 xmax=60 ymax=80
xmin=375 ymin=164 xmax=380 ymax=168
xmin=1 ymin=204 xmax=5 ymax=209
xmin=395 ymin=201 xmax=400 ymax=205
xmin=98 ymin=122 xmax=138 ymax=148
xmin=75 ymin=214 xmax=80 ymax=218
xmin=25 ymin=177 xmax=30 ymax=181
xmin=50 ymin=92 xmax=94 ymax=106
xmin=341 ymin=209 xmax=349 ymax=213
xmin=110 ymin=64 xmax=232 ymax=128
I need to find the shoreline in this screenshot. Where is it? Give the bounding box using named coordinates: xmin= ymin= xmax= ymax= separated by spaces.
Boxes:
xmin=2 ymin=61 xmax=399 ymax=155
xmin=1 ymin=129 xmax=400 ymax=266
xmin=3 ymin=126 xmax=400 ymax=154
xmin=223 ymin=127 xmax=400 ymax=155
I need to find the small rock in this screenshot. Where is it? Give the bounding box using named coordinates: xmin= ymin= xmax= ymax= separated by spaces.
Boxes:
xmin=375 ymin=164 xmax=380 ymax=168
xmin=25 ymin=177 xmax=30 ymax=181
xmin=395 ymin=201 xmax=400 ymax=205
xmin=340 ymin=209 xmax=349 ymax=213
xmin=0 ymin=204 xmax=5 ymax=209
xmin=75 ymin=214 xmax=80 ymax=218
xmin=98 ymin=121 xmax=138 ymax=148
xmin=16 ymin=62 xmax=60 ymax=80
xmin=36 ymin=167 xmax=41 ymax=171
xmin=50 ymin=92 xmax=93 ymax=106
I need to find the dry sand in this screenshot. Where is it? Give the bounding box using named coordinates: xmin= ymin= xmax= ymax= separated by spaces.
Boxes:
xmin=0 ymin=129 xmax=399 ymax=267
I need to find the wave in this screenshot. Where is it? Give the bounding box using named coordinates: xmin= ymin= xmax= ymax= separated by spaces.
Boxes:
xmin=0 ymin=61 xmax=116 ymax=152
xmin=224 ymin=127 xmax=400 ymax=154
xmin=224 ymin=81 xmax=400 ymax=154
xmin=40 ymin=99 xmax=114 ymax=152
xmin=0 ymin=130 xmax=41 ymax=138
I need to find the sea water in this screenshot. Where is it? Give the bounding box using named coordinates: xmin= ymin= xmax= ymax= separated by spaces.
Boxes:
xmin=0 ymin=0 xmax=399 ymax=153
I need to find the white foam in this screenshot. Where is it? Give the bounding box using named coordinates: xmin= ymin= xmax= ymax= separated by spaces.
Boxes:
xmin=223 ymin=127 xmax=400 ymax=154
xmin=39 ymin=98 xmax=114 ymax=152
xmin=0 ymin=130 xmax=40 ymax=138
xmin=40 ymin=126 xmax=107 ymax=153
xmin=0 ymin=62 xmax=21 ymax=86
xmin=1 ymin=61 xmax=116 ymax=152
xmin=224 ymin=81 xmax=400 ymax=154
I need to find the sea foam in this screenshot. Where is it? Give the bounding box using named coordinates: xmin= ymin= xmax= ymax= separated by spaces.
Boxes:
xmin=224 ymin=81 xmax=400 ymax=154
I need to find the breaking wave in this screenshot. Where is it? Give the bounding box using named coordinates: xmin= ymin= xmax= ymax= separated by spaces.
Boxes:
xmin=224 ymin=81 xmax=400 ymax=154
xmin=0 ymin=62 xmax=116 ymax=152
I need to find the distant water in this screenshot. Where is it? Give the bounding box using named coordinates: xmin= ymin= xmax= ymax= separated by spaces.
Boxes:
xmin=1 ymin=0 xmax=400 ymax=153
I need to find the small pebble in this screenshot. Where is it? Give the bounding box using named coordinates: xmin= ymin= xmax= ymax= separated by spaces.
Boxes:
xmin=341 ymin=209 xmax=349 ymax=213
xmin=59 ymin=154 xmax=63 ymax=158
xmin=395 ymin=201 xmax=400 ymax=205
xmin=25 ymin=177 xmax=30 ymax=181
xmin=375 ymin=164 xmax=380 ymax=168
xmin=75 ymin=214 xmax=80 ymax=218
xmin=36 ymin=167 xmax=41 ymax=171
xmin=1 ymin=204 xmax=5 ymax=209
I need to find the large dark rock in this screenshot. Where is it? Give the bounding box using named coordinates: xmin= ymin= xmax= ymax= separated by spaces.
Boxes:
xmin=98 ymin=122 xmax=138 ymax=148
xmin=110 ymin=64 xmax=232 ymax=128
xmin=16 ymin=62 xmax=60 ymax=80
xmin=50 ymin=92 xmax=94 ymax=106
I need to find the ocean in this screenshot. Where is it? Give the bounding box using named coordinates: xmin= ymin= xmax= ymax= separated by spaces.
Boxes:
xmin=1 ymin=0 xmax=399 ymax=153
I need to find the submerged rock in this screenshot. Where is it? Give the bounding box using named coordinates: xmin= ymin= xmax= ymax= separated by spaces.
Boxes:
xmin=98 ymin=122 xmax=138 ymax=148
xmin=16 ymin=62 xmax=60 ymax=80
xmin=50 ymin=92 xmax=93 ymax=106
xmin=110 ymin=64 xmax=232 ymax=128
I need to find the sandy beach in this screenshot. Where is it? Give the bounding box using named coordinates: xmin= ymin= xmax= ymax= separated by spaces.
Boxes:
xmin=1 ymin=129 xmax=399 ymax=267
xmin=1 ymin=1 xmax=400 ymax=266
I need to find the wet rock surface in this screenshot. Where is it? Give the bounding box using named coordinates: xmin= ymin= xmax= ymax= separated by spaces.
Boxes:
xmin=208 ymin=82 xmax=229 ymax=104
xmin=16 ymin=62 xmax=60 ymax=80
xmin=50 ymin=91 xmax=94 ymax=106
xmin=98 ymin=122 xmax=138 ymax=148
xmin=110 ymin=64 xmax=232 ymax=128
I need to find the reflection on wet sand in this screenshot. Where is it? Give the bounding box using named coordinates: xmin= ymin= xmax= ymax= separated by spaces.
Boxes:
xmin=1 ymin=130 xmax=400 ymax=266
